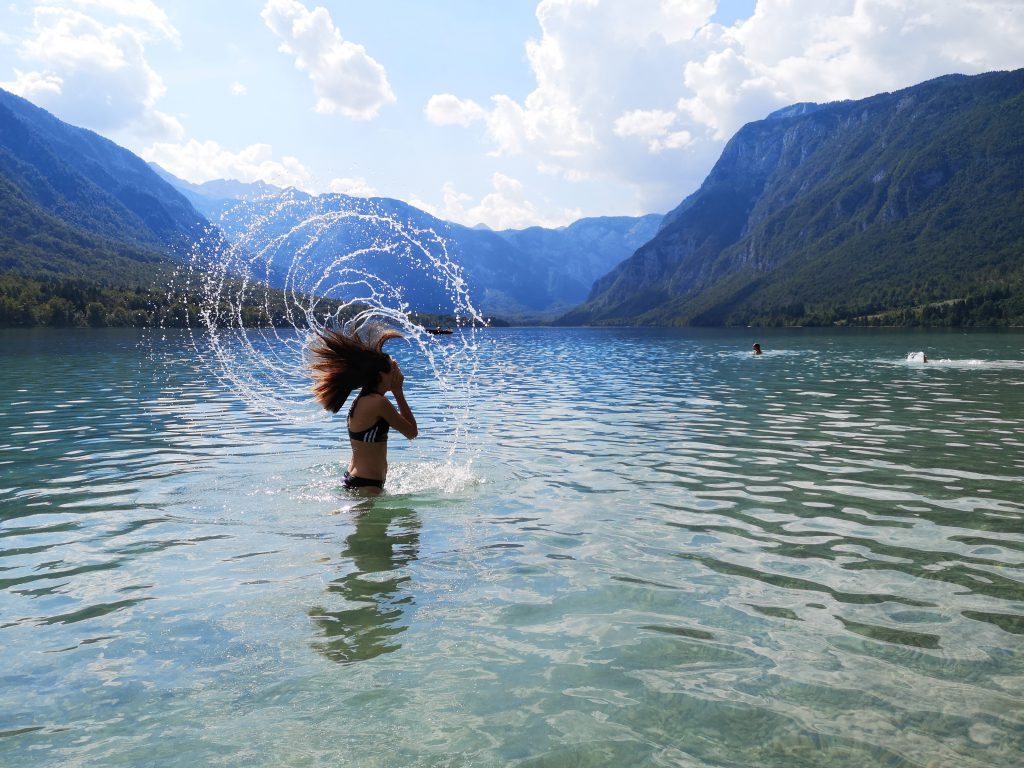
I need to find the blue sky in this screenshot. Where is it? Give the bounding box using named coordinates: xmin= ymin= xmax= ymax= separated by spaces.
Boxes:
xmin=1 ymin=1 xmax=1022 ymax=229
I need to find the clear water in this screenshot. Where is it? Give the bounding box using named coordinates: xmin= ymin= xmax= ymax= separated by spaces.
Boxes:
xmin=1 ymin=326 xmax=1022 ymax=767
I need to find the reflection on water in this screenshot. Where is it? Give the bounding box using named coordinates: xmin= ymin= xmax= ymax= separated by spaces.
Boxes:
xmin=1 ymin=327 xmax=1022 ymax=768
xmin=310 ymin=504 xmax=420 ymax=664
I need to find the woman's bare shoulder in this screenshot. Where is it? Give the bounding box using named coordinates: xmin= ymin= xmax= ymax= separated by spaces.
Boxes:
xmin=350 ymin=392 xmax=384 ymax=415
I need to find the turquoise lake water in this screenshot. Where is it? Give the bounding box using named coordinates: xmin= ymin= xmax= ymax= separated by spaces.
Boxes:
xmin=1 ymin=326 xmax=1022 ymax=767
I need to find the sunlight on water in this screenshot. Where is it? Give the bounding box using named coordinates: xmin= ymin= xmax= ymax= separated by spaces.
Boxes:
xmin=298 ymin=460 xmax=483 ymax=505
xmin=383 ymin=461 xmax=485 ymax=496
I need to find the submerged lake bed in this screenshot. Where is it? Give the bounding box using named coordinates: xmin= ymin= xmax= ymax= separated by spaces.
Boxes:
xmin=1 ymin=327 xmax=1022 ymax=767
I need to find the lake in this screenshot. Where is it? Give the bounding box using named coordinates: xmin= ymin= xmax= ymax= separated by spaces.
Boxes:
xmin=1 ymin=326 xmax=1022 ymax=767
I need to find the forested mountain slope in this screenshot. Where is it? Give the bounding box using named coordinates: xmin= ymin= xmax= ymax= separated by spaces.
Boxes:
xmin=0 ymin=88 xmax=214 ymax=326
xmin=563 ymin=69 xmax=1024 ymax=327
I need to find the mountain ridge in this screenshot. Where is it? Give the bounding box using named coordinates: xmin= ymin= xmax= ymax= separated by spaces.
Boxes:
xmin=0 ymin=90 xmax=655 ymax=325
xmin=6 ymin=69 xmax=1021 ymax=329
xmin=0 ymin=87 xmax=222 ymax=326
xmin=563 ymin=69 xmax=1024 ymax=327
xmin=0 ymin=88 xmax=208 ymax=255
xmin=162 ymin=172 xmax=661 ymax=318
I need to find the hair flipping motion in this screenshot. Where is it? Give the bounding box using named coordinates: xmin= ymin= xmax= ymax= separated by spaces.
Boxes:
xmin=309 ymin=320 xmax=418 ymax=493
xmin=309 ymin=324 xmax=404 ymax=413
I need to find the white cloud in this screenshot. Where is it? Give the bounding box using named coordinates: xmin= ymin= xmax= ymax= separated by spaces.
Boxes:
xmin=132 ymin=108 xmax=185 ymax=142
xmin=424 ymin=93 xmax=486 ymax=127
xmin=659 ymin=0 xmax=718 ymax=42
xmin=613 ymin=109 xmax=677 ymax=139
xmin=1 ymin=69 xmax=64 ymax=100
xmin=142 ymin=139 xmax=315 ymax=190
xmin=231 ymin=81 xmax=247 ymax=96
xmin=261 ymin=0 xmax=395 ymax=120
xmin=413 ymin=173 xmax=583 ymax=230
xmin=613 ymin=108 xmax=693 ymax=152
xmin=537 ymin=161 xmax=592 ymax=182
xmin=676 ymin=0 xmax=1024 ymax=142
xmin=428 ymin=0 xmax=1024 ymax=214
xmin=675 ymin=46 xmax=780 ymax=141
xmin=70 ymin=0 xmax=181 ymax=45
xmin=328 ymin=176 xmax=378 ymax=197
xmin=0 ymin=2 xmax=180 ymax=140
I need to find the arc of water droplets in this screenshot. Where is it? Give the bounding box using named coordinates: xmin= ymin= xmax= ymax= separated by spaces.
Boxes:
xmin=175 ymin=194 xmax=485 ymax=457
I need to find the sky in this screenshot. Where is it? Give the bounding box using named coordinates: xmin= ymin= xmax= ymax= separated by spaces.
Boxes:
xmin=1 ymin=1 xmax=1022 ymax=230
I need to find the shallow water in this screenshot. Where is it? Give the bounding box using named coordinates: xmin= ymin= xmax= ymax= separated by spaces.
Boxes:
xmin=1 ymin=327 xmax=1022 ymax=767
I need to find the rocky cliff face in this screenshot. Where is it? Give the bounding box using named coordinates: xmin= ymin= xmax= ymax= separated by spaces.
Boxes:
xmin=563 ymin=69 xmax=1024 ymax=326
xmin=496 ymin=215 xmax=663 ymax=306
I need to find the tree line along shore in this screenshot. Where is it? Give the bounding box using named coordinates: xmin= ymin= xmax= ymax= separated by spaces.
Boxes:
xmin=0 ymin=273 xmax=483 ymax=330
xmin=2 ymin=271 xmax=1022 ymax=329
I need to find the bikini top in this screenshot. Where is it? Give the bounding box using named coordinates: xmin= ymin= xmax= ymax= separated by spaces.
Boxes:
xmin=347 ymin=391 xmax=390 ymax=443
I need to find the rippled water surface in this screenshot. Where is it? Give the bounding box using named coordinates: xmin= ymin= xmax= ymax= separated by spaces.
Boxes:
xmin=1 ymin=327 xmax=1022 ymax=767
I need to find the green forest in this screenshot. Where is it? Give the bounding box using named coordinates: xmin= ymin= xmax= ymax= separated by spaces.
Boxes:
xmin=4 ymin=257 xmax=1022 ymax=329
xmin=0 ymin=272 xmax=479 ymax=331
xmin=0 ymin=272 xmax=316 ymax=329
xmin=742 ymin=279 xmax=1024 ymax=328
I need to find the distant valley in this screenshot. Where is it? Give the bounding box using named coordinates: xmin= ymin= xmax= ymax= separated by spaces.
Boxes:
xmin=0 ymin=82 xmax=657 ymax=327
xmin=152 ymin=168 xmax=661 ymax=320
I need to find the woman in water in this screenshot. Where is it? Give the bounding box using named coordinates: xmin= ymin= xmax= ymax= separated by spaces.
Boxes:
xmin=309 ymin=323 xmax=418 ymax=494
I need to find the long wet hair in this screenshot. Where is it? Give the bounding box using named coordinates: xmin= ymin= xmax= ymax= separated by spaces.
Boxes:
xmin=309 ymin=322 xmax=403 ymax=413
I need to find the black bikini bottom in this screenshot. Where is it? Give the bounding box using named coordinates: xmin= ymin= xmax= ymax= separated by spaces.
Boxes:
xmin=343 ymin=471 xmax=384 ymax=490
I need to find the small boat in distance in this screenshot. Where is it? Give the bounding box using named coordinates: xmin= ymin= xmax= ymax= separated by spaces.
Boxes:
xmin=425 ymin=327 xmax=453 ymax=335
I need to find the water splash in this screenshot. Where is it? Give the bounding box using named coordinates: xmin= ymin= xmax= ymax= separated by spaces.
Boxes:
xmin=171 ymin=192 xmax=486 ymax=452
xmin=897 ymin=353 xmax=1024 ymax=370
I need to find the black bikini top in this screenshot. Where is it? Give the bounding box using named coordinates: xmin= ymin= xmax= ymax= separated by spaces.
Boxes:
xmin=347 ymin=391 xmax=390 ymax=443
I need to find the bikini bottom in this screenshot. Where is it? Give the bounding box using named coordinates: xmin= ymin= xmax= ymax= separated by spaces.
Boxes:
xmin=343 ymin=471 xmax=384 ymax=490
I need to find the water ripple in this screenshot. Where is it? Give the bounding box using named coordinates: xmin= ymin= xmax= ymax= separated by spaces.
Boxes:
xmin=1 ymin=327 xmax=1022 ymax=767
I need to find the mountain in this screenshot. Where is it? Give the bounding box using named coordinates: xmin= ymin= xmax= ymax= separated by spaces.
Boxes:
xmin=0 ymin=88 xmax=209 ymax=259
xmin=446 ymin=213 xmax=660 ymax=316
xmin=148 ymin=166 xmax=283 ymax=219
xmin=494 ymin=215 xmax=662 ymax=308
xmin=0 ymin=84 xmax=656 ymax=325
xmin=185 ymin=183 xmax=660 ymax=319
xmin=563 ymin=69 xmax=1024 ymax=327
xmin=0 ymin=87 xmax=220 ymax=326
xmin=205 ymin=189 xmax=563 ymax=317
xmin=0 ymin=169 xmax=167 ymax=283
